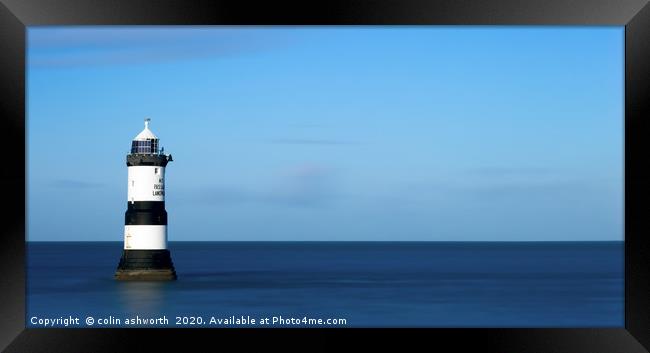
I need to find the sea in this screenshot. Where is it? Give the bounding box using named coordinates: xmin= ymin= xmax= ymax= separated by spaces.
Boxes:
xmin=27 ymin=241 xmax=623 ymax=328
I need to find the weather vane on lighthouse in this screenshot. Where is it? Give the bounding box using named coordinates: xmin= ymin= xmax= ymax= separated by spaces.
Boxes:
xmin=115 ymin=118 xmax=177 ymax=280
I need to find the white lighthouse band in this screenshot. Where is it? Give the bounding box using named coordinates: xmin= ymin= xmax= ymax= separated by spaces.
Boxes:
xmin=115 ymin=119 xmax=177 ymax=281
xmin=125 ymin=165 xmax=168 ymax=249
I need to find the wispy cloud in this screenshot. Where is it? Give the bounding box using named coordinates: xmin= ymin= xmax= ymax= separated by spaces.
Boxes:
xmin=194 ymin=163 xmax=338 ymax=207
xmin=50 ymin=179 xmax=105 ymax=189
xmin=267 ymin=138 xmax=359 ymax=146
xmin=28 ymin=27 xmax=296 ymax=68
xmin=465 ymin=166 xmax=555 ymax=176
xmin=287 ymin=122 xmax=328 ymax=128
xmin=463 ymin=180 xmax=589 ymax=197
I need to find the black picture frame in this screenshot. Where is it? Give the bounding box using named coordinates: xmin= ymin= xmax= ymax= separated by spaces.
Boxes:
xmin=1 ymin=0 xmax=649 ymax=351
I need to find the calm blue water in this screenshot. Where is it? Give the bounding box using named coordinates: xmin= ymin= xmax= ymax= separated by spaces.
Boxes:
xmin=27 ymin=241 xmax=623 ymax=328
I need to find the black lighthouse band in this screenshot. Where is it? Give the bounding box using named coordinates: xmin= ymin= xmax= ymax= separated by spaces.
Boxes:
xmin=127 ymin=154 xmax=172 ymax=167
xmin=125 ymin=201 xmax=168 ymax=226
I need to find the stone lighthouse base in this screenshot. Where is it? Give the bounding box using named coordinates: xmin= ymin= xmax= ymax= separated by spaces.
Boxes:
xmin=115 ymin=250 xmax=177 ymax=281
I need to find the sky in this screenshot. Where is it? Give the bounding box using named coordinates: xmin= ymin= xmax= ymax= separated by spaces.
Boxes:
xmin=27 ymin=26 xmax=623 ymax=241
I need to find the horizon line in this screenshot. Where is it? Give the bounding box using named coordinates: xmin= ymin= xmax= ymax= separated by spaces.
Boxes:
xmin=26 ymin=239 xmax=623 ymax=243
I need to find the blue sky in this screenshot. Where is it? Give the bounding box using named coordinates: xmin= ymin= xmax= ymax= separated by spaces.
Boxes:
xmin=27 ymin=26 xmax=623 ymax=241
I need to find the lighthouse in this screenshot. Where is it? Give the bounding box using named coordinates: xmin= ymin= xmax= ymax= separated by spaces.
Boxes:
xmin=115 ymin=119 xmax=177 ymax=281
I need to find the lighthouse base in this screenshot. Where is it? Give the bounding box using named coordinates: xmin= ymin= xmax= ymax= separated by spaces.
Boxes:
xmin=114 ymin=249 xmax=177 ymax=281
